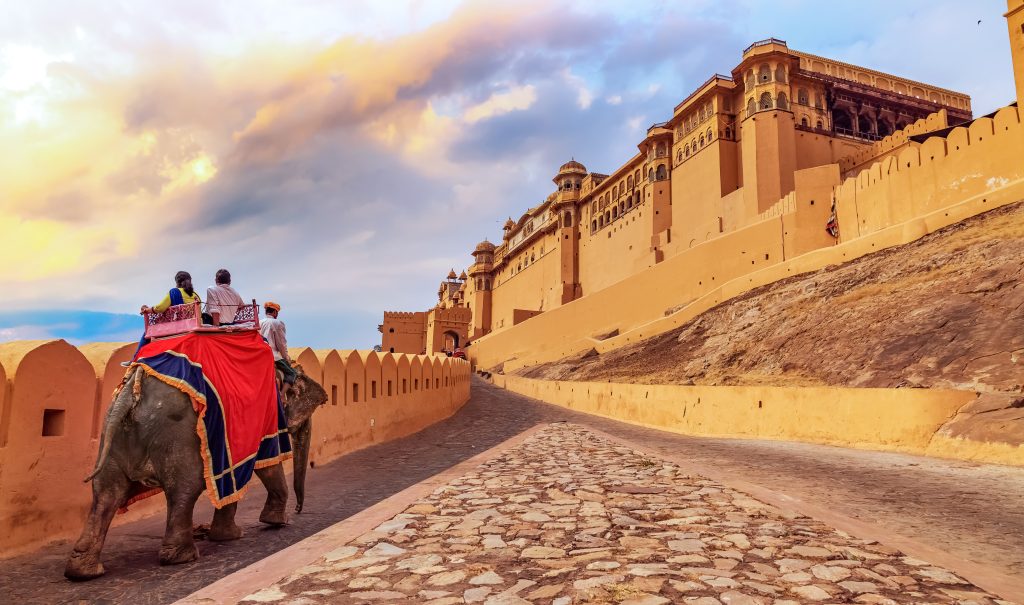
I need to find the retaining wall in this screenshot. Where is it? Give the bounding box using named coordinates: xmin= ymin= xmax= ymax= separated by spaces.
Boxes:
xmin=0 ymin=341 xmax=470 ymax=557
xmin=493 ymin=375 xmax=1022 ymax=466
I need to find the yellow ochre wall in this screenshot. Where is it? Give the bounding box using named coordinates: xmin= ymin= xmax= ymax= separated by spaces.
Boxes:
xmin=836 ymin=106 xmax=1024 ymax=241
xmin=492 ymin=375 xmax=1022 ymax=466
xmin=489 ymin=241 xmax=562 ymax=331
xmin=579 ymin=203 xmax=655 ymax=295
xmin=1008 ymin=0 xmax=1024 ymax=105
xmin=0 ymin=341 xmax=471 ymax=558
xmin=472 ymin=217 xmax=786 ymax=371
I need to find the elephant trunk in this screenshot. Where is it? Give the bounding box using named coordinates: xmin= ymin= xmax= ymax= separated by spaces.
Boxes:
xmin=84 ymin=366 xmax=143 ymax=482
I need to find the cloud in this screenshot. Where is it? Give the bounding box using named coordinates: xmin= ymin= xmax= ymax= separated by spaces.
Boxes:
xmin=0 ymin=0 xmax=1015 ymax=348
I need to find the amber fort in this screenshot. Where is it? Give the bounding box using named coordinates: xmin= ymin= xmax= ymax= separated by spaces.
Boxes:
xmin=382 ymin=3 xmax=1024 ymax=374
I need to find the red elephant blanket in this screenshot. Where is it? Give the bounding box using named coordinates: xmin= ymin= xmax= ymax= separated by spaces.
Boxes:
xmin=127 ymin=330 xmax=292 ymax=508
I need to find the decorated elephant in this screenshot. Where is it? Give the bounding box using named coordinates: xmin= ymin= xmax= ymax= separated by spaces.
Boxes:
xmin=64 ymin=363 xmax=326 ymax=581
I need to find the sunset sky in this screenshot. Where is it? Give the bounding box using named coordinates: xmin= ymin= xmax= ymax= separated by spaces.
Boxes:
xmin=0 ymin=0 xmax=1015 ymax=348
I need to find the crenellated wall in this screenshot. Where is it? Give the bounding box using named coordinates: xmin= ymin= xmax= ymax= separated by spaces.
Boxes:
xmin=0 ymin=341 xmax=470 ymax=557
xmin=836 ymin=106 xmax=1024 ymax=241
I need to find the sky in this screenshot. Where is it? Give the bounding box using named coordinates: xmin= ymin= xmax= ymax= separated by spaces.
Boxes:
xmin=0 ymin=0 xmax=1015 ymax=348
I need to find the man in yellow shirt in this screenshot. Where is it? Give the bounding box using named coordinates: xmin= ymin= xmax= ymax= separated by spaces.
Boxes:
xmin=141 ymin=271 xmax=201 ymax=314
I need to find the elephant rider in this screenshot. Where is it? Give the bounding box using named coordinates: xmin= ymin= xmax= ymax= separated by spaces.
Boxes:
xmin=260 ymin=301 xmax=297 ymax=387
xmin=126 ymin=271 xmax=201 ymax=365
xmin=142 ymin=270 xmax=201 ymax=315
xmin=203 ymin=268 xmax=244 ymax=326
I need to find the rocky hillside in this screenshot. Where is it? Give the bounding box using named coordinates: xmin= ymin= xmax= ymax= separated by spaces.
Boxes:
xmin=522 ymin=201 xmax=1024 ymax=396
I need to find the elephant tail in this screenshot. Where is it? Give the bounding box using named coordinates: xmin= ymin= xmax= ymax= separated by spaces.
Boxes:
xmin=84 ymin=366 xmax=143 ymax=482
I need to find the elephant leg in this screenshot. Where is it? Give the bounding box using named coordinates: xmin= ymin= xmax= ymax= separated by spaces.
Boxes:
xmin=159 ymin=480 xmax=203 ymax=565
xmin=255 ymin=463 xmax=289 ymax=526
xmin=208 ymin=502 xmax=243 ymax=541
xmin=64 ymin=469 xmax=131 ymax=581
xmin=290 ymin=418 xmax=312 ymax=514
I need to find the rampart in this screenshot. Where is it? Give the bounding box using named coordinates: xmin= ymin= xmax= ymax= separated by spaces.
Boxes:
xmin=837 ymin=110 xmax=951 ymax=174
xmin=0 ymin=341 xmax=470 ymax=557
xmin=492 ymin=375 xmax=1023 ymax=466
xmin=468 ymin=104 xmax=1024 ymax=373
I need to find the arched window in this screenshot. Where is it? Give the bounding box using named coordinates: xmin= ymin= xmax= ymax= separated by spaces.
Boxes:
xmin=746 ymin=97 xmax=756 ymax=116
xmin=775 ymin=64 xmax=786 ymax=83
xmin=591 ymin=201 xmax=597 ymax=214
xmin=724 ymin=126 xmax=732 ymax=139
xmin=691 ymin=138 xmax=697 ymax=150
xmin=598 ymin=215 xmax=604 ymax=227
xmin=706 ymin=127 xmax=713 ymax=141
xmin=612 ymin=206 xmax=618 ymax=219
xmin=612 ymin=185 xmax=618 ymax=199
xmin=745 ymin=70 xmax=754 ymax=91
xmin=684 ymin=144 xmax=690 ymax=157
xmin=656 ymin=164 xmax=667 ymax=180
xmin=627 ymin=196 xmax=633 ymax=209
xmin=530 ymin=253 xmax=535 ymax=263
xmin=634 ymin=169 xmax=641 ymax=184
xmin=563 ymin=211 xmax=572 ymax=228
xmin=656 ymin=141 xmax=666 ymax=156
xmin=676 ymin=149 xmax=683 ymax=162
xmin=627 ymin=175 xmax=633 ymax=189
xmin=759 ymin=92 xmax=773 ymax=110
xmin=797 ymin=88 xmax=809 ymax=105
xmin=591 ymin=219 xmax=597 ymax=232
xmin=484 ymin=279 xmax=490 ymax=290
xmin=776 ymin=92 xmax=789 ymax=110
xmin=619 ymin=201 xmax=625 ymax=214
xmin=814 ymin=93 xmax=823 ymax=109
xmin=605 ymin=210 xmax=611 ymax=223
xmin=476 ymin=278 xmax=482 ymax=289
xmin=758 ymin=64 xmax=771 ymax=82
xmin=816 ymin=119 xmax=824 ymax=129
xmin=699 ymin=134 xmax=705 ymax=147
xmin=648 ymin=168 xmax=654 ymax=181
xmin=801 ymin=116 xmax=809 ymax=127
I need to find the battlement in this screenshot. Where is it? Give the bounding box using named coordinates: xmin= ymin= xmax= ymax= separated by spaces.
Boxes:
xmin=837 ymin=110 xmax=951 ymax=174
xmin=0 ymin=340 xmax=472 ymax=557
xmin=836 ymin=104 xmax=1023 ymax=240
xmin=383 ymin=311 xmax=424 ymax=320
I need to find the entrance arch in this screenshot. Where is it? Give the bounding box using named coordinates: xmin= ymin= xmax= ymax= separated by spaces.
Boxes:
xmin=443 ymin=330 xmax=460 ymax=350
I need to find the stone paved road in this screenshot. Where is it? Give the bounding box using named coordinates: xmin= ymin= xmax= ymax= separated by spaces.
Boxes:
xmin=242 ymin=423 xmax=1012 ymax=605
xmin=1 ymin=377 xmax=1022 ymax=604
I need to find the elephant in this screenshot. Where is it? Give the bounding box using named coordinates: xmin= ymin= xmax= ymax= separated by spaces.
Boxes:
xmin=64 ymin=363 xmax=327 ymax=581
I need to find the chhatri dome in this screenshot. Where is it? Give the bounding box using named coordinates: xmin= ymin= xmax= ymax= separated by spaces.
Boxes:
xmin=459 ymin=270 xmax=468 ymax=281
xmin=503 ymin=217 xmax=516 ymax=230
xmin=556 ymin=158 xmax=587 ymax=178
xmin=474 ymin=239 xmax=496 ymax=253
xmin=447 ymin=268 xmax=458 ymax=280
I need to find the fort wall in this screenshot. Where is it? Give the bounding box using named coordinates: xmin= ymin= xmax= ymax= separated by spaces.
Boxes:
xmin=470 ymin=217 xmax=787 ymax=371
xmin=836 ymin=106 xmax=1024 ymax=242
xmin=491 ymin=374 xmax=1021 ymax=466
xmin=0 ymin=340 xmax=470 ymax=557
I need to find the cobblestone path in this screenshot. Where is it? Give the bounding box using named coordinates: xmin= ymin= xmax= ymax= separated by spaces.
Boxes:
xmin=1 ymin=377 xmax=1022 ymax=604
xmin=241 ymin=423 xmax=1012 ymax=605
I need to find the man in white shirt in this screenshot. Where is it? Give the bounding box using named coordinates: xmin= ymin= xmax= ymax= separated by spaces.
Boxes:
xmin=260 ymin=301 xmax=296 ymax=385
xmin=205 ymin=268 xmax=245 ymax=326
